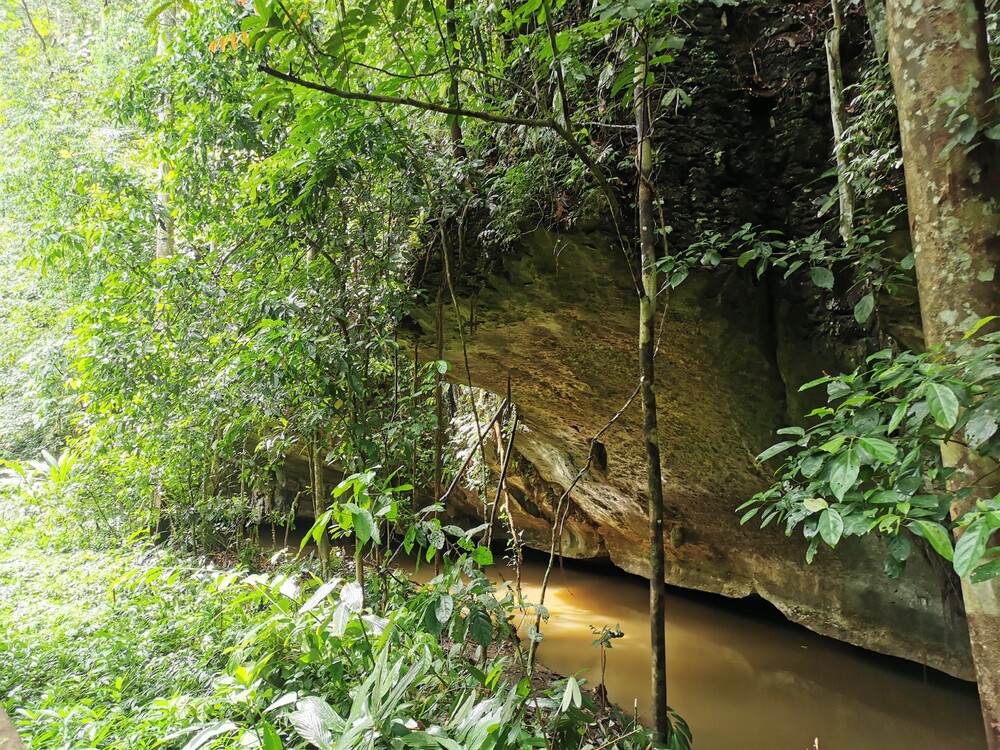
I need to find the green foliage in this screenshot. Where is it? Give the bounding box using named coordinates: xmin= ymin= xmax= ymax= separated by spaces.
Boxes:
xmin=839 ymin=54 xmax=903 ymax=202
xmin=740 ymin=327 xmax=1000 ymax=581
xmin=0 ymin=0 xmax=149 ymax=461
xmin=0 ymin=511 xmax=655 ymax=750
xmin=657 ymin=207 xmax=910 ymax=329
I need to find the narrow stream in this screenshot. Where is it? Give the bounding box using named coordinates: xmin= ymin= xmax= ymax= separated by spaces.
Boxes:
xmin=414 ymin=553 xmax=985 ymax=750
xmin=264 ymin=528 xmax=986 ymax=749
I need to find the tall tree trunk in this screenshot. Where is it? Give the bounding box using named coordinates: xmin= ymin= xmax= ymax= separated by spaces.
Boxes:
xmin=154 ymin=10 xmax=174 ymax=259
xmin=433 ymin=286 xmax=445 ymax=574
xmin=312 ymin=440 xmax=330 ymax=578
xmin=885 ymin=1 xmax=1000 ymax=745
xmin=634 ymin=32 xmax=668 ymax=746
xmin=864 ymin=0 xmax=888 ymax=57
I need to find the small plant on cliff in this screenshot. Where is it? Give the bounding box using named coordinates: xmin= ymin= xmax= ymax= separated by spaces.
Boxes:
xmin=658 ymin=208 xmax=909 ymax=327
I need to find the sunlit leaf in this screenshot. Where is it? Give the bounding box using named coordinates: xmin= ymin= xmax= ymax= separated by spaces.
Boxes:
xmin=926 ymin=383 xmax=960 ymax=429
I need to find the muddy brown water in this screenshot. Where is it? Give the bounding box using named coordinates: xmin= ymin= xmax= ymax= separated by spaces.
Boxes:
xmin=409 ymin=555 xmax=985 ymax=750
xmin=264 ymin=529 xmax=985 ymax=749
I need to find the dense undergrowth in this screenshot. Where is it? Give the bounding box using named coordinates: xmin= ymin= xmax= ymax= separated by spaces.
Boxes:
xmin=0 ymin=484 xmax=661 ymax=750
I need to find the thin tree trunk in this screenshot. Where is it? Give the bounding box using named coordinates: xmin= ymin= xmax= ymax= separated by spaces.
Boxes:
xmin=444 ymin=0 xmax=466 ymax=159
xmin=433 ymin=286 xmax=445 ymax=574
xmin=634 ymin=31 xmax=668 ymax=746
xmin=154 ymin=10 xmax=174 ymax=259
xmin=864 ymin=0 xmax=888 ymax=57
xmin=312 ymin=440 xmax=330 ymax=578
xmin=825 ymin=0 xmax=855 ymax=246
xmin=885 ymin=1 xmax=1000 ymax=745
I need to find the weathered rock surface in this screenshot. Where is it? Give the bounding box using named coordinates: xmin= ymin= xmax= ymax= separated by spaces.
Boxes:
xmin=414 ymin=228 xmax=973 ymax=680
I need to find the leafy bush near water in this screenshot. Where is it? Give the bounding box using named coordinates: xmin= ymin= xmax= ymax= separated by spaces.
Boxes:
xmin=0 ymin=486 xmax=655 ymax=750
xmin=742 ymin=326 xmax=1000 ymax=582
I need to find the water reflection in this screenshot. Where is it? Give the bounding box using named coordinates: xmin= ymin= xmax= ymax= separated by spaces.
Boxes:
xmin=435 ymin=557 xmax=984 ymax=750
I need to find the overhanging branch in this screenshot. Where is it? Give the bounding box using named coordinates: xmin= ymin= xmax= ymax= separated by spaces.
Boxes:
xmin=258 ymin=64 xmax=552 ymax=129
xmin=257 ymin=64 xmax=623 ymax=223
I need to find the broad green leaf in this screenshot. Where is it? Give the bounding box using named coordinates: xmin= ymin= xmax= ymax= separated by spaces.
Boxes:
xmin=828 ymin=446 xmax=860 ymax=501
xmin=827 ymin=380 xmax=853 ymax=399
xmin=799 ymin=374 xmax=832 ymax=391
xmin=964 ymin=407 xmax=999 ymax=450
xmin=810 ymin=266 xmax=834 ymax=290
xmin=954 ymin=522 xmax=989 ymax=578
xmin=427 ymin=525 xmax=446 ymax=550
xmin=352 ymin=509 xmax=376 ymax=545
xmin=776 ymin=426 xmax=806 ymax=437
xmin=800 ymin=453 xmax=825 ymax=478
xmin=435 ymin=593 xmax=454 ymax=624
xmin=819 ymin=508 xmax=844 ymax=546
xmin=926 ymin=383 xmax=960 ymax=429
xmin=971 ymin=558 xmax=1000 ymax=584
xmin=853 ymin=293 xmax=875 ymax=324
xmin=909 ymin=520 xmax=954 ymax=561
xmin=467 ymin=606 xmax=493 ymax=647
xmin=888 ymin=399 xmax=909 ymax=433
xmin=756 ymin=440 xmax=797 ymax=463
xmin=819 ymin=435 xmax=846 ymax=454
xmin=858 ymin=437 xmax=897 ymax=464
xmin=340 ymin=581 xmax=364 ymax=613
xmin=472 ymin=547 xmax=494 ymax=566
xmin=300 ymin=578 xmax=342 ymax=614
xmin=304 ymin=510 xmax=333 ymax=551
xmin=265 ymin=692 xmax=299 ymax=713
xmin=887 ymin=534 xmax=912 ymax=562
xmin=260 ymin=722 xmax=282 ymax=750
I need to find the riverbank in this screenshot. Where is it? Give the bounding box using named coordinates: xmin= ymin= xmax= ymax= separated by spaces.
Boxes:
xmin=0 ymin=529 xmax=653 ymax=750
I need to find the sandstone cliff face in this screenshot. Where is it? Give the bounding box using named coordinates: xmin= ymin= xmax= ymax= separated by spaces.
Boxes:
xmin=414 ymin=228 xmax=973 ymax=680
xmin=407 ymin=0 xmax=971 ymax=679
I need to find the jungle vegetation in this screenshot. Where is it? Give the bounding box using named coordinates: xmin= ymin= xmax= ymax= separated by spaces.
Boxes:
xmin=0 ymin=0 xmax=999 ymax=747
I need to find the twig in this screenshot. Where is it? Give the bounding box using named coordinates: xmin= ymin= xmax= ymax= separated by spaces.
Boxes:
xmin=526 ymin=384 xmax=640 ymax=672
xmin=438 ymin=398 xmax=509 ymax=505
xmin=20 ymin=0 xmax=48 ymax=58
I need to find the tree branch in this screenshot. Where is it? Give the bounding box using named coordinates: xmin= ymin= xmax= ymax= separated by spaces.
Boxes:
xmin=257 ymin=64 xmax=623 ymax=222
xmin=20 ymin=0 xmax=48 ymax=57
xmin=259 ymin=64 xmax=552 ymax=128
